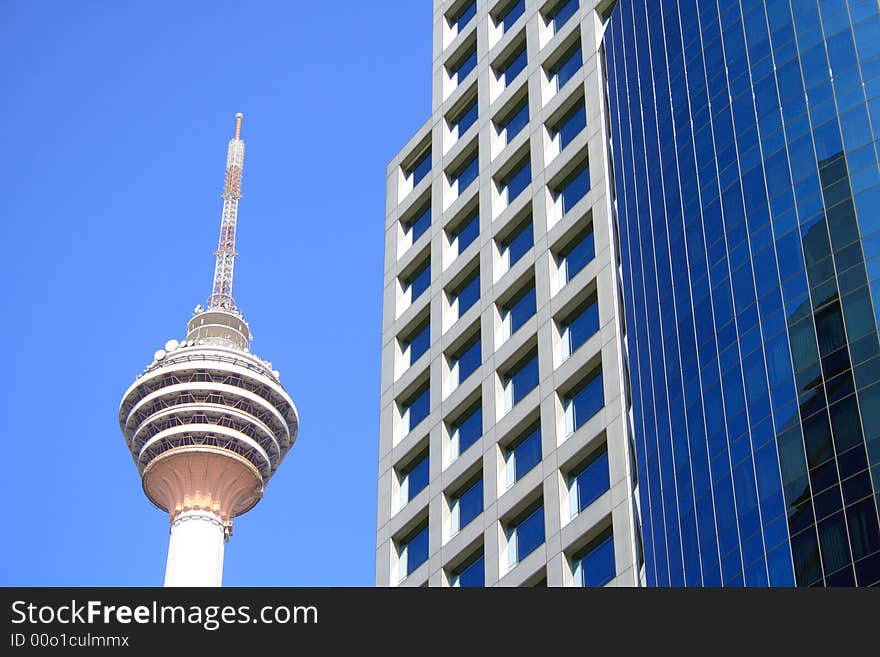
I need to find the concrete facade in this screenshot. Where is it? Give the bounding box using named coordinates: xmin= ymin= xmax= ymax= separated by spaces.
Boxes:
xmin=377 ymin=0 xmax=642 ymax=587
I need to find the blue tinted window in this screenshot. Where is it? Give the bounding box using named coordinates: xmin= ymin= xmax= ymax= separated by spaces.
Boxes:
xmin=506 ymin=221 xmax=533 ymax=266
xmin=500 ymin=99 xmax=529 ymax=141
xmin=573 ymin=448 xmax=609 ymax=511
xmin=551 ymin=44 xmax=582 ymax=89
xmin=502 ymin=44 xmax=527 ymax=85
xmin=504 ymin=158 xmax=531 ymax=202
xmin=454 ymin=97 xmax=478 ymax=136
xmin=456 ymin=553 xmax=484 ymax=587
xmin=506 ymin=285 xmax=536 ymax=334
xmin=564 ymin=295 xmax=599 ymax=355
xmin=510 ymin=354 xmax=539 ymax=405
xmin=455 ymin=404 xmax=482 ymax=454
xmin=451 ymin=0 xmax=476 ymax=32
xmin=406 ymin=386 xmax=430 ymax=430
xmin=453 ymin=47 xmax=477 ymax=81
xmin=557 ymin=162 xmax=590 ymax=212
xmin=404 ymin=525 xmax=429 ymax=576
xmin=410 ymin=149 xmax=431 ymax=187
xmin=457 ymin=478 xmax=483 ymax=529
xmin=455 ymin=153 xmax=479 ymax=191
xmin=454 ymin=211 xmax=479 ymax=254
xmin=456 ymin=338 xmax=481 ymax=382
xmin=405 ymin=453 xmax=429 ymax=502
xmin=407 ymin=322 xmax=430 ymax=365
xmin=512 ymin=427 xmax=542 ymax=480
xmin=561 ymin=229 xmax=595 ymax=282
xmin=500 ymin=0 xmax=525 ymax=31
xmin=567 ymin=368 xmax=603 ymax=431
xmin=577 ymin=534 xmax=616 ymax=586
xmin=456 ymin=272 xmax=480 ymax=315
xmin=549 ymin=0 xmax=578 ymax=33
xmin=409 ymin=262 xmax=431 ymax=301
xmin=515 ymin=504 xmax=545 ymax=561
xmin=407 ymin=205 xmax=431 ymax=243
xmin=555 ymin=103 xmax=587 ymax=150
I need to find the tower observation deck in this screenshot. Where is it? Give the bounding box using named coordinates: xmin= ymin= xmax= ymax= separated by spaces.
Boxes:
xmin=118 ymin=114 xmax=299 ymax=586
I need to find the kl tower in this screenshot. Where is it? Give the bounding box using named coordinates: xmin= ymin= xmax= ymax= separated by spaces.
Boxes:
xmin=119 ymin=113 xmax=299 ymax=586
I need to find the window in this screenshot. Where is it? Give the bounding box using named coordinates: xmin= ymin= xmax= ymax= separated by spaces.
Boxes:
xmin=551 ymin=158 xmax=590 ymax=214
xmin=404 ymin=203 xmax=431 ymax=245
xmin=451 ymin=550 xmax=484 ymax=587
xmin=547 ymin=0 xmax=578 ymax=34
xmin=401 ymin=384 xmax=430 ymax=435
xmin=500 ymin=219 xmax=534 ymax=269
xmin=450 ymin=95 xmax=479 ymax=139
xmin=497 ymin=42 xmax=527 ymax=87
xmin=406 ymin=148 xmax=432 ymax=188
xmin=496 ymin=0 xmax=525 ymax=32
xmin=449 ymin=43 xmax=478 ymax=85
xmin=451 ymin=151 xmax=479 ymax=195
xmin=505 ymin=424 xmax=542 ymax=486
xmin=560 ymin=293 xmax=599 ymax=358
xmin=548 ymin=42 xmax=582 ymax=91
xmin=451 ymin=476 xmax=483 ymax=535
xmin=400 ymin=451 xmax=429 ymax=504
xmin=450 ymin=209 xmax=480 ymax=255
xmin=449 ymin=0 xmax=477 ymax=34
xmin=499 ymin=156 xmax=531 ymax=206
xmin=567 ymin=445 xmax=610 ymax=517
xmin=557 ymin=226 xmax=594 ymax=284
xmin=507 ymin=501 xmax=545 ymax=568
xmin=563 ymin=366 xmax=604 ymax=435
xmin=452 ymin=269 xmax=481 ymax=319
xmin=399 ymin=523 xmax=429 ymax=580
xmin=549 ymin=100 xmax=586 ymax=152
xmin=496 ymin=96 xmax=529 ymax=146
xmin=572 ymin=530 xmax=616 ymax=587
xmin=450 ymin=402 xmax=482 ymax=460
xmin=403 ymin=259 xmax=431 ymax=305
xmin=451 ymin=334 xmax=481 ymax=387
xmin=503 ymin=351 xmax=539 ymax=409
xmin=501 ymin=282 xmax=537 ymax=337
xmin=402 ymin=319 xmax=430 ymax=367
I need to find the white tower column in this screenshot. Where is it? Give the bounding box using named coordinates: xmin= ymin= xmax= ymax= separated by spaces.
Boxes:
xmin=164 ymin=509 xmax=227 ymax=587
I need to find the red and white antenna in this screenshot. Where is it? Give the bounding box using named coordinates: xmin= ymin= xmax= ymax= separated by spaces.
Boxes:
xmin=207 ymin=112 xmax=245 ymax=312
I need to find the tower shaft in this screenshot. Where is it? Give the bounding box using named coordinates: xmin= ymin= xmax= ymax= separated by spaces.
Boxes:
xmin=208 ymin=113 xmax=245 ymax=312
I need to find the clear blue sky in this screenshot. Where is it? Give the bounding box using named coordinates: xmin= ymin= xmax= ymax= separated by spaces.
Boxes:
xmin=0 ymin=1 xmax=431 ymax=586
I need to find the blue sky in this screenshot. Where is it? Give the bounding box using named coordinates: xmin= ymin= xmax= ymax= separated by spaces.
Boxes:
xmin=0 ymin=1 xmax=431 ymax=586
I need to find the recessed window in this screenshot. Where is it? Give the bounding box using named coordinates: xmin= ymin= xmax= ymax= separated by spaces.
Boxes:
xmin=551 ymin=158 xmax=590 ymax=214
xmin=402 ymin=258 xmax=431 ymax=306
xmin=548 ymin=99 xmax=586 ymax=152
xmin=563 ymin=365 xmax=604 ymax=435
xmin=404 ymin=203 xmax=431 ymax=245
xmin=448 ymin=0 xmax=477 ymax=34
xmin=560 ymin=292 xmax=599 ymax=359
xmin=451 ymin=550 xmax=485 ymax=587
xmin=546 ymin=0 xmax=578 ymax=35
xmin=451 ymin=268 xmax=481 ymax=320
xmin=451 ymin=475 xmax=484 ymax=535
xmin=495 ymin=95 xmax=529 ymax=147
xmin=500 ymin=219 xmax=534 ymax=270
xmin=450 ymin=333 xmax=481 ymax=388
xmin=449 ymin=401 xmax=482 ymax=461
xmin=505 ymin=423 xmax=542 ymax=487
xmin=567 ymin=444 xmax=610 ymax=518
xmin=572 ymin=529 xmax=616 ymax=587
xmin=450 ymin=94 xmax=479 ymax=140
xmin=450 ymin=150 xmax=479 ymax=196
xmin=502 ymin=350 xmax=539 ymax=410
xmin=501 ymin=280 xmax=537 ymax=338
xmin=557 ymin=225 xmax=595 ymax=285
xmin=398 ymin=522 xmax=429 ymax=580
xmin=547 ymin=41 xmax=582 ymax=92
xmin=495 ymin=0 xmax=526 ymax=32
xmin=449 ymin=42 xmax=478 ymax=86
xmin=496 ymin=41 xmax=528 ymax=87
xmin=507 ymin=501 xmax=545 ymax=568
xmin=406 ymin=148 xmax=432 ymax=188
xmin=400 ymin=450 xmax=429 ymax=505
xmin=402 ymin=318 xmax=431 ymax=367
xmin=450 ymin=208 xmax=480 ymax=256
xmin=498 ymin=155 xmax=532 ymax=207
xmin=401 ymin=384 xmax=430 ymax=435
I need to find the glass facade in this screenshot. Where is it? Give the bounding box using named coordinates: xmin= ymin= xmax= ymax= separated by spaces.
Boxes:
xmin=605 ymin=0 xmax=880 ymax=586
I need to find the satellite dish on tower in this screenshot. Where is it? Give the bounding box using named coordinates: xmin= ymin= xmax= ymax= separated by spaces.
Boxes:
xmin=154 ymin=349 xmax=166 ymax=361
xmin=165 ymin=339 xmax=180 ymax=352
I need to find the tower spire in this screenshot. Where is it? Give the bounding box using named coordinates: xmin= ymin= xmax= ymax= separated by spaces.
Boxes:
xmin=207 ymin=112 xmax=245 ymax=312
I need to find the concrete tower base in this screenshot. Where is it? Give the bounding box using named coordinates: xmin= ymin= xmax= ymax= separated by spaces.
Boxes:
xmin=165 ymin=509 xmax=226 ymax=587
